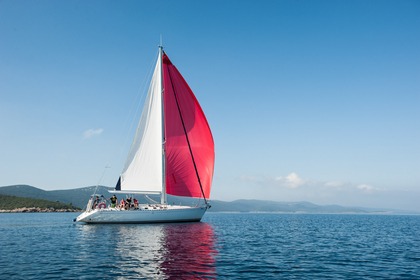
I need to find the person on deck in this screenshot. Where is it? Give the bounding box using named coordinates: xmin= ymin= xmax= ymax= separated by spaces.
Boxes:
xmin=126 ymin=197 xmax=132 ymax=210
xmin=93 ymin=196 xmax=100 ymax=209
xmin=119 ymin=199 xmax=125 ymax=209
xmin=133 ymin=198 xmax=139 ymax=209
xmin=110 ymin=195 xmax=118 ymax=208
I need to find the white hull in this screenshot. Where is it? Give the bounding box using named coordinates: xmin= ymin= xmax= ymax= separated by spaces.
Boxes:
xmin=75 ymin=204 xmax=207 ymax=224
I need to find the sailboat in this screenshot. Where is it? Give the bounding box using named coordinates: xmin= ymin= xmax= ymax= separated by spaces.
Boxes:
xmin=75 ymin=46 xmax=215 ymax=223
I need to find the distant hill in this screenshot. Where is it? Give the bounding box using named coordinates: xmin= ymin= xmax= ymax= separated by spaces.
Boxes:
xmin=0 ymin=194 xmax=80 ymax=211
xmin=0 ymin=185 xmax=406 ymax=214
xmin=207 ymin=199 xmax=373 ymax=213
xmin=0 ymin=185 xmax=112 ymax=209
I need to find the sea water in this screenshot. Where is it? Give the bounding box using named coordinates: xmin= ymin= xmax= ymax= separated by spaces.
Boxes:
xmin=0 ymin=213 xmax=419 ymax=279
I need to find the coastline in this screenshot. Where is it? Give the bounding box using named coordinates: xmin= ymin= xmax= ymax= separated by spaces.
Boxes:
xmin=0 ymin=207 xmax=80 ymax=213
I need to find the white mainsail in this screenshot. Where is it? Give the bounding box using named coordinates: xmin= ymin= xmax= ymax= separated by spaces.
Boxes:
xmin=120 ymin=54 xmax=162 ymax=193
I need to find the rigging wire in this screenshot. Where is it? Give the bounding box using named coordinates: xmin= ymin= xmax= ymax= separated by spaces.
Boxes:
xmin=92 ymin=165 xmax=110 ymax=196
xmin=145 ymin=195 xmax=159 ymax=204
xmin=118 ymin=52 xmax=158 ymax=166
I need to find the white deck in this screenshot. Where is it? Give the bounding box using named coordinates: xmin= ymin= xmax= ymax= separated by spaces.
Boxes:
xmin=75 ymin=204 xmax=208 ymax=224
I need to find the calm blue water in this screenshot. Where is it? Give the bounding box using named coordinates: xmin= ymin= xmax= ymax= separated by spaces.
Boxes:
xmin=0 ymin=213 xmax=419 ymax=279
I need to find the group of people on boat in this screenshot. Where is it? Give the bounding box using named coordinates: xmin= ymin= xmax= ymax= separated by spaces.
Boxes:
xmin=118 ymin=196 xmax=139 ymax=210
xmin=91 ymin=194 xmax=139 ymax=210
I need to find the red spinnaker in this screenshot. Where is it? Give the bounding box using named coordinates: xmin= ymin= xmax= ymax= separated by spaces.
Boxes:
xmin=162 ymin=53 xmax=214 ymax=199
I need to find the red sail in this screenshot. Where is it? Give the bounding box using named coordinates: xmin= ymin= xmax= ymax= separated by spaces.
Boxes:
xmin=162 ymin=53 xmax=214 ymax=199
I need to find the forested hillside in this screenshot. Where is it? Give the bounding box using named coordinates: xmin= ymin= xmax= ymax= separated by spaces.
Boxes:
xmin=0 ymin=194 xmax=80 ymax=211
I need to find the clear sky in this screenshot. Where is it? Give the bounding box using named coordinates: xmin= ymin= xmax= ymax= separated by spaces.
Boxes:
xmin=1 ymin=0 xmax=419 ymax=211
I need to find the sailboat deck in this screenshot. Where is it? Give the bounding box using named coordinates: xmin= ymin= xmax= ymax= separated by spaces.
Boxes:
xmin=97 ymin=204 xmax=202 ymax=212
xmin=76 ymin=204 xmax=208 ymax=223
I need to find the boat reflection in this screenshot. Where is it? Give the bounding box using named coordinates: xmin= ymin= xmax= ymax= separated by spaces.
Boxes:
xmin=104 ymin=222 xmax=217 ymax=279
xmin=160 ymin=222 xmax=217 ymax=278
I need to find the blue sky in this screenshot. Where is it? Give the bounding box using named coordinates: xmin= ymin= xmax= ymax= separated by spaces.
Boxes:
xmin=1 ymin=0 xmax=419 ymax=211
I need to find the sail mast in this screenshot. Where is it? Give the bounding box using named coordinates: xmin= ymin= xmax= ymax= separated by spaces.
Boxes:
xmin=159 ymin=45 xmax=167 ymax=205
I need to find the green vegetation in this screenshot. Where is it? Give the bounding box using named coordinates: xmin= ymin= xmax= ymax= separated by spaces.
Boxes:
xmin=0 ymin=184 xmax=113 ymax=209
xmin=0 ymin=194 xmax=80 ymax=211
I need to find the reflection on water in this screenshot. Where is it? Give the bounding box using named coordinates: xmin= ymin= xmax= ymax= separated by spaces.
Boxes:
xmin=161 ymin=223 xmax=217 ymax=278
xmin=76 ymin=222 xmax=217 ymax=279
